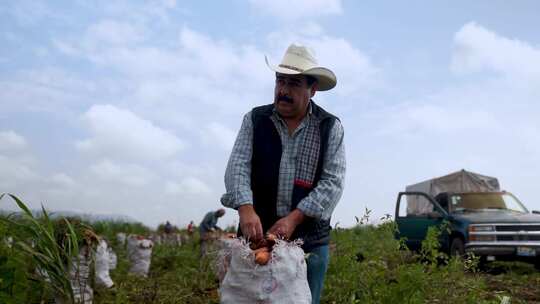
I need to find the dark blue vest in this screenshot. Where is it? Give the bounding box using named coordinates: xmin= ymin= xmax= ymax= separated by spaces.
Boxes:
xmin=249 ymin=101 xmax=337 ymax=252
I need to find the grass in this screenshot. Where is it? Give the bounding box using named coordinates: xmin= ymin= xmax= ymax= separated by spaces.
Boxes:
xmin=1 ymin=193 xmax=98 ymax=303
xmin=2 ymin=194 xmax=540 ymax=303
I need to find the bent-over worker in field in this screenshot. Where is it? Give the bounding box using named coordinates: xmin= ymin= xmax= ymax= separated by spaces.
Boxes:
xmin=199 ymin=208 xmax=225 ymax=256
xmin=221 ymin=43 xmax=346 ymax=304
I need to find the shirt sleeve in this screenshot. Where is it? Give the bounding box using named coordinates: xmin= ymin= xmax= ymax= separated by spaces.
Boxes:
xmin=212 ymin=215 xmax=220 ymax=230
xmin=296 ymin=120 xmax=346 ymax=220
xmin=220 ymin=112 xmax=254 ymax=209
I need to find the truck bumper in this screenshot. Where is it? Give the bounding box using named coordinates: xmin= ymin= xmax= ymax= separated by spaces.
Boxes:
xmin=465 ymin=243 xmax=540 ymax=261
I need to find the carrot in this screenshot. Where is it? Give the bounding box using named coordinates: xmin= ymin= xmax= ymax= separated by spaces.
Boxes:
xmin=255 ymin=250 xmax=271 ymax=265
xmin=253 ymin=247 xmax=269 ymax=255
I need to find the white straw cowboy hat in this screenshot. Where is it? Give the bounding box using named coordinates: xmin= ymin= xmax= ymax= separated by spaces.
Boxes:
xmin=265 ymin=43 xmax=337 ymax=91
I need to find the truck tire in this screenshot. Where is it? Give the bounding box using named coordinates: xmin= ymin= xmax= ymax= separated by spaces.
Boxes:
xmin=535 ymin=258 xmax=540 ymax=271
xmin=450 ymin=237 xmax=465 ymax=257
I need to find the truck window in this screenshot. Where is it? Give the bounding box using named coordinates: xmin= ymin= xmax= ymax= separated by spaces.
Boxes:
xmin=450 ymin=192 xmax=528 ymax=213
xmin=399 ymin=194 xmax=434 ymax=217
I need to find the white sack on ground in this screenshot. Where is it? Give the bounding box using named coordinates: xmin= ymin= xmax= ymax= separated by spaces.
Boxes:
xmin=219 ymin=239 xmax=311 ymax=304
xmin=108 ymin=247 xmax=117 ymax=270
xmin=95 ymin=239 xmax=114 ymax=288
xmin=216 ymin=238 xmax=235 ymax=283
xmin=127 ymin=235 xmax=153 ymax=277
xmin=116 ymin=233 xmax=127 ymax=245
xmin=65 ymin=245 xmax=93 ymax=304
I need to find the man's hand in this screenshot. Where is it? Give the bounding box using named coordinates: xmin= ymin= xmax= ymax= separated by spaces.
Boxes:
xmin=238 ymin=204 xmax=263 ymax=242
xmin=268 ymin=209 xmax=305 ymax=240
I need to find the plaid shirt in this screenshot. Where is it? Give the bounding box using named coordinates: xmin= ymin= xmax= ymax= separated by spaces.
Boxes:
xmin=221 ymin=103 xmax=346 ymax=220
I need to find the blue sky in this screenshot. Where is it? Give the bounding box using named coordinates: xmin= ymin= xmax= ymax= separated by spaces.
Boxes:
xmin=1 ymin=0 xmax=540 ymax=228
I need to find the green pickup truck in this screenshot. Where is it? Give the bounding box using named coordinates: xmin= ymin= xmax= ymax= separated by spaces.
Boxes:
xmin=395 ymin=170 xmax=540 ymax=268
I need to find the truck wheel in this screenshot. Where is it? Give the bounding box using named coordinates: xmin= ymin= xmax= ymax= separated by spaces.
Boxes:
xmin=535 ymin=258 xmax=540 ymax=271
xmin=450 ymin=237 xmax=465 ymax=257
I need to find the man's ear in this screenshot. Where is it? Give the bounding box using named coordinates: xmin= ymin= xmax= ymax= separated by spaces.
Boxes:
xmin=310 ymin=83 xmax=318 ymax=97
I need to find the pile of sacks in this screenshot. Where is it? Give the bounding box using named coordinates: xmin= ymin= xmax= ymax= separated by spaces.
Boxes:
xmin=218 ymin=235 xmax=311 ymax=304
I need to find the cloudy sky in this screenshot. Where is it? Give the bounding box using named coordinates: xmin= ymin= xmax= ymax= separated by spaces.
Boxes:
xmin=1 ymin=0 xmax=540 ymax=228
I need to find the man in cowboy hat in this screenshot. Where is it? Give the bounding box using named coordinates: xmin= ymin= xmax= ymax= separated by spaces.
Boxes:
xmin=221 ymin=43 xmax=346 ymax=303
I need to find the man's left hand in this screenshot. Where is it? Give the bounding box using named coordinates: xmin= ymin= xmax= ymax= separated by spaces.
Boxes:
xmin=268 ymin=209 xmax=305 ymax=240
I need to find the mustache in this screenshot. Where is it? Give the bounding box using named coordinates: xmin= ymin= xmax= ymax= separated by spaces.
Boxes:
xmin=277 ymin=95 xmax=293 ymax=103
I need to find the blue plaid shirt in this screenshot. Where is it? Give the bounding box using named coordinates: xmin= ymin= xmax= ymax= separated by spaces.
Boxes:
xmin=221 ymin=103 xmax=346 ymax=220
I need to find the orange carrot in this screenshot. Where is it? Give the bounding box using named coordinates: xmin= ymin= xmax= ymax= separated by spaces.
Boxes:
xmin=255 ymin=250 xmax=271 ymax=265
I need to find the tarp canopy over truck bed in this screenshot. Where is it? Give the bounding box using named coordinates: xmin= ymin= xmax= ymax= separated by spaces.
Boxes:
xmin=405 ymin=169 xmax=500 ymax=215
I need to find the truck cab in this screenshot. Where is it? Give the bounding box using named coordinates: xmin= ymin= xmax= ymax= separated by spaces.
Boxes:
xmin=395 ymin=190 xmax=540 ymax=267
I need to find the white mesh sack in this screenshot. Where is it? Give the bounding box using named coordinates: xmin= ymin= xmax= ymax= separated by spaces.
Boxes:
xmin=108 ymin=247 xmax=117 ymax=270
xmin=94 ymin=239 xmax=114 ymax=288
xmin=67 ymin=246 xmax=93 ymax=304
xmin=219 ymin=239 xmax=311 ymax=304
xmin=127 ymin=235 xmax=153 ymax=277
xmin=116 ymin=233 xmax=126 ymax=245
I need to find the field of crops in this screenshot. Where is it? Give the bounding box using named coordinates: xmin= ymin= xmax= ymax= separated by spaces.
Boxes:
xmin=2 ymin=194 xmax=540 ymax=304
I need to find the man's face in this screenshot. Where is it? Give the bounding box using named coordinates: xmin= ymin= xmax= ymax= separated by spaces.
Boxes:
xmin=274 ymin=73 xmax=317 ymax=120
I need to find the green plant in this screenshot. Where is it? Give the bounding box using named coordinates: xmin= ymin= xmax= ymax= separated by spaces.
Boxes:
xmin=0 ymin=212 xmax=32 ymax=304
xmin=420 ymin=223 xmax=448 ymax=267
xmin=0 ymin=193 xmax=96 ymax=303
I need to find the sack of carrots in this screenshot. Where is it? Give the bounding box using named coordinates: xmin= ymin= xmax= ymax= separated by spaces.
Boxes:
xmin=218 ymin=234 xmax=311 ymax=304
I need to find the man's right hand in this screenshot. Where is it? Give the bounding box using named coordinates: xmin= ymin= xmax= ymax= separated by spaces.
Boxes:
xmin=238 ymin=204 xmax=263 ymax=243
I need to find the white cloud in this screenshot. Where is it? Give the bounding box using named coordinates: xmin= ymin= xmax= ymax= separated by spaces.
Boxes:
xmin=162 ymin=0 xmax=177 ymax=9
xmin=373 ymin=102 xmax=499 ymax=139
xmin=85 ymin=20 xmax=146 ymax=47
xmin=452 ymin=22 xmax=540 ymax=82
xmin=55 ymin=24 xmax=271 ymax=114
xmin=0 ymin=131 xmax=38 ymax=190
xmin=50 ymin=173 xmax=77 ymax=188
xmin=200 ymin=122 xmax=236 ymax=151
xmin=89 ymin=159 xmax=155 ymax=186
xmin=165 ymin=177 xmax=212 ymax=195
xmin=249 ymin=0 xmax=342 ymax=20
xmin=0 ymin=68 xmax=97 ymax=115
xmin=0 ymin=154 xmax=38 ymax=189
xmin=0 ymin=130 xmax=27 ymax=152
xmin=9 ymin=1 xmax=56 ymax=26
xmin=77 ymin=104 xmax=185 ymax=161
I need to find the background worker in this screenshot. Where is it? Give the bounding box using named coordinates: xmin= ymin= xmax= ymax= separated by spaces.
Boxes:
xmin=199 ymin=208 xmax=226 ymax=256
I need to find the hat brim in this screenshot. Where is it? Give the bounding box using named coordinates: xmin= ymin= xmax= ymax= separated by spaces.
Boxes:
xmin=265 ymin=56 xmax=337 ymax=91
